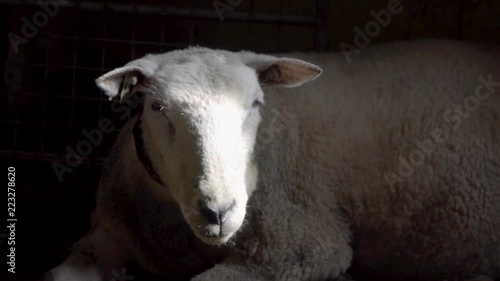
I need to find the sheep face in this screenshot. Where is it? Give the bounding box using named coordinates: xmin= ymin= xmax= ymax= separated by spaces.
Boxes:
xmin=96 ymin=48 xmax=322 ymax=245
xmin=142 ymin=59 xmax=261 ymax=245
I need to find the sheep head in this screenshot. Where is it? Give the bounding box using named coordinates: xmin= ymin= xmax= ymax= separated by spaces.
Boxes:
xmin=96 ymin=47 xmax=321 ymax=245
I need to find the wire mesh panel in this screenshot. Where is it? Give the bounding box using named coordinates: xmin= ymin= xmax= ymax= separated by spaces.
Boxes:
xmin=0 ymin=0 xmax=328 ymax=167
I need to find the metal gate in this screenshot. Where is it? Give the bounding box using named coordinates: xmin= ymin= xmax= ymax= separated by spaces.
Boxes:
xmin=0 ymin=0 xmax=329 ymax=167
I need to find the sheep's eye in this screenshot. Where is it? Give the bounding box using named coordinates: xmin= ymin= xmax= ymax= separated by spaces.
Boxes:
xmin=151 ymin=101 xmax=175 ymax=136
xmin=151 ymin=101 xmax=163 ymax=111
xmin=252 ymin=98 xmax=264 ymax=108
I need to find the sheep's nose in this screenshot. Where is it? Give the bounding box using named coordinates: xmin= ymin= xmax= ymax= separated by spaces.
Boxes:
xmin=199 ymin=204 xmax=232 ymax=226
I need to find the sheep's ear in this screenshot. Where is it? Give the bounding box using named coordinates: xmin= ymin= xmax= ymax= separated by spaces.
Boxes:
xmin=241 ymin=53 xmax=322 ymax=87
xmin=96 ymin=57 xmax=157 ymax=102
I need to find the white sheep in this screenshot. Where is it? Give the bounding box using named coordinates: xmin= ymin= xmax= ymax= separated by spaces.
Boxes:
xmin=45 ymin=39 xmax=500 ymax=281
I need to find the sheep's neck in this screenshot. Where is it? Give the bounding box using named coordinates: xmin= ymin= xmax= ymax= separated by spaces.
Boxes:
xmin=133 ymin=108 xmax=164 ymax=186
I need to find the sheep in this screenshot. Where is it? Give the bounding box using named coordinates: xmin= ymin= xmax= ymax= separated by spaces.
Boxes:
xmin=45 ymin=39 xmax=500 ymax=281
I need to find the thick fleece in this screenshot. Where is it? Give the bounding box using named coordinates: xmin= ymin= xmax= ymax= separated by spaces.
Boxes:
xmin=195 ymin=40 xmax=500 ymax=281
xmin=48 ymin=40 xmax=500 ymax=281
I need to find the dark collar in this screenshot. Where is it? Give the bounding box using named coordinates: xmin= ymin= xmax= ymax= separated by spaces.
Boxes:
xmin=132 ymin=108 xmax=164 ymax=186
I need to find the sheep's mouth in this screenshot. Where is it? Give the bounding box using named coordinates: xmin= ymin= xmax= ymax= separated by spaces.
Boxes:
xmin=196 ymin=231 xmax=233 ymax=246
xmin=187 ymin=221 xmax=240 ymax=246
xmin=182 ymin=215 xmax=242 ymax=246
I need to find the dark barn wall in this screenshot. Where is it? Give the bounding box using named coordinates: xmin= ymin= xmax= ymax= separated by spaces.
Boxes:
xmin=0 ymin=1 xmax=498 ymax=280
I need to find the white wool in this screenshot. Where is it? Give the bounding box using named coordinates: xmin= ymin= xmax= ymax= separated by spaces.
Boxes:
xmin=47 ymin=39 xmax=500 ymax=281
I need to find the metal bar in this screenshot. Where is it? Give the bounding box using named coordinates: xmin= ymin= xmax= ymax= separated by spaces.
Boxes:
xmin=47 ymin=36 xmax=189 ymax=48
xmin=276 ymin=0 xmax=282 ymax=51
xmin=1 ymin=0 xmax=320 ymax=166
xmin=0 ymin=150 xmax=106 ymax=166
xmin=40 ymin=39 xmax=49 ymax=153
xmin=0 ymin=120 xmax=122 ymax=131
xmin=69 ymin=39 xmax=77 ymax=134
xmin=97 ymin=12 xmax=108 ymax=157
xmin=0 ymin=0 xmax=315 ymax=25
xmin=160 ymin=18 xmax=166 ymax=52
xmin=457 ymin=0 xmax=464 ymax=40
xmin=314 ymin=0 xmax=329 ymax=51
xmin=250 ymin=0 xmax=256 ymax=21
xmin=188 ymin=21 xmax=194 ymax=45
xmin=9 ymin=62 xmax=110 ymax=71
xmin=16 ymin=93 xmax=110 ymax=101
xmin=127 ymin=15 xmax=137 ymax=122
xmin=131 ymin=17 xmax=136 ymax=59
xmin=5 ymin=34 xmax=279 ymax=54
xmin=6 ymin=62 xmax=106 ymax=71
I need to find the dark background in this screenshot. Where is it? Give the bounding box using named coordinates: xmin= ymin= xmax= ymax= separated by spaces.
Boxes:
xmin=0 ymin=0 xmax=499 ymax=280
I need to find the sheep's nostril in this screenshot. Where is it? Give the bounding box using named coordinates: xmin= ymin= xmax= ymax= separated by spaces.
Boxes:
xmin=199 ymin=204 xmax=232 ymax=226
xmin=200 ymin=207 xmax=219 ymax=225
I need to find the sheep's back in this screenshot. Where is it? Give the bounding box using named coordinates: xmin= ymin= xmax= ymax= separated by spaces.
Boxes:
xmin=257 ymin=39 xmax=500 ymax=280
